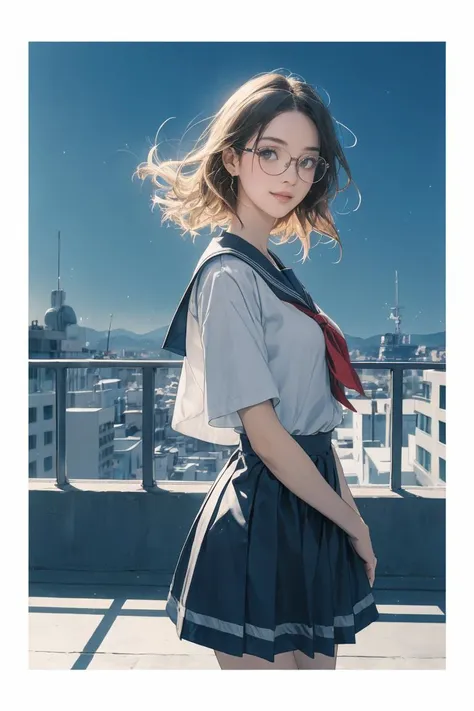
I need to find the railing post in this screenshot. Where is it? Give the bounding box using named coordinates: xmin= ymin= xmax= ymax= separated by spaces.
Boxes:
xmin=55 ymin=366 xmax=68 ymax=486
xmin=142 ymin=365 xmax=156 ymax=489
xmin=390 ymin=366 xmax=403 ymax=491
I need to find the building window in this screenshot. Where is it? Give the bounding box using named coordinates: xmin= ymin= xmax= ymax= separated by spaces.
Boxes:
xmin=439 ymin=457 xmax=446 ymax=482
xmin=29 ymin=434 xmax=37 ymax=450
xmin=29 ymin=461 xmax=37 ymax=477
xmin=29 ymin=407 xmax=37 ymax=424
xmin=43 ymin=405 xmax=53 ymax=420
xmin=416 ymin=412 xmax=432 ymax=435
xmin=416 ymin=445 xmax=432 ymax=473
xmin=44 ymin=431 xmax=53 ymax=446
xmin=420 ymin=382 xmax=432 ymax=401
xmin=44 ymin=456 xmax=53 ymax=472
xmin=439 ymin=420 xmax=446 ymax=445
xmin=439 ymin=385 xmax=446 ymax=410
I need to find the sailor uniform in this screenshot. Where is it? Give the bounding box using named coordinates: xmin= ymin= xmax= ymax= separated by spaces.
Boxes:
xmin=162 ymin=231 xmax=379 ymax=660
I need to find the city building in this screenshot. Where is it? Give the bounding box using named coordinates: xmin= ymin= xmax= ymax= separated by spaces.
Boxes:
xmin=362 ymin=446 xmax=418 ymax=486
xmin=377 ymin=271 xmax=419 ymax=361
xmin=408 ymin=369 xmax=446 ymax=485
xmin=333 ymin=395 xmax=417 ymax=486
xmin=112 ymin=437 xmax=142 ymax=479
xmin=124 ymin=409 xmax=142 ymax=434
xmin=28 ymin=391 xmax=56 ymax=478
xmin=29 ymin=243 xmax=97 ymax=479
xmin=93 ymin=378 xmax=126 ymax=422
xmin=66 ymin=406 xmax=115 ymax=479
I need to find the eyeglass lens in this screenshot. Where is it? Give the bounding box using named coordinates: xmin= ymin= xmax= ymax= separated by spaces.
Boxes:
xmin=256 ymin=145 xmax=327 ymax=183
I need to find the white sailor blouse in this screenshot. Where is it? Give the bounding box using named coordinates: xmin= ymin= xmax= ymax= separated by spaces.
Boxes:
xmin=162 ymin=231 xmax=345 ymax=446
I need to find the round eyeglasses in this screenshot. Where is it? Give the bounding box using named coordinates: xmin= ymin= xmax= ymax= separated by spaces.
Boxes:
xmin=240 ymin=144 xmax=329 ymax=184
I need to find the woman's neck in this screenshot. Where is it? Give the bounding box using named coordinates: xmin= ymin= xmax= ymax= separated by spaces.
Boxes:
xmin=227 ymin=210 xmax=276 ymax=259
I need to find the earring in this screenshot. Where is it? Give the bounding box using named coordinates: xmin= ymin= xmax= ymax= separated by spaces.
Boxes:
xmin=230 ymin=174 xmax=238 ymax=199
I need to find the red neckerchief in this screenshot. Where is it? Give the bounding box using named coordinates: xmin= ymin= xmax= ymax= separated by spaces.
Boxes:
xmin=290 ymin=302 xmax=366 ymax=413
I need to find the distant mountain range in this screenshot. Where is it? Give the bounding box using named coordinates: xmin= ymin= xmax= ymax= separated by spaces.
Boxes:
xmin=344 ymin=331 xmax=446 ymax=350
xmin=82 ymin=326 xmax=170 ymax=353
xmin=81 ymin=326 xmax=446 ymax=353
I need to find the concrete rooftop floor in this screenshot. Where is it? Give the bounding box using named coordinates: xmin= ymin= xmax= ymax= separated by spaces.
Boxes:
xmin=29 ymin=581 xmax=445 ymax=670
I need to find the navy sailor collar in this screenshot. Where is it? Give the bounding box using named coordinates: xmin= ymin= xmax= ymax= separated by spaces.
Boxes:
xmin=161 ymin=230 xmax=317 ymax=357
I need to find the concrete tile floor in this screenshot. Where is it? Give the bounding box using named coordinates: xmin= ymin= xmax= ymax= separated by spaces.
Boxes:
xmin=29 ymin=583 xmax=445 ymax=670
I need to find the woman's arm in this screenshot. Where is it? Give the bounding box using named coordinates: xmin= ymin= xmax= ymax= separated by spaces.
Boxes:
xmin=238 ymin=400 xmax=366 ymax=539
xmin=331 ymin=443 xmax=362 ymax=517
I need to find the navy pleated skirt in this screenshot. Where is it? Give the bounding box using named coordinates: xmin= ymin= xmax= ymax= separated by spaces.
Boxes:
xmin=166 ymin=429 xmax=379 ymax=661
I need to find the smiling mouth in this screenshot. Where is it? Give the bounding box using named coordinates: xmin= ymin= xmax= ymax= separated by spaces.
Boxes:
xmin=270 ymin=192 xmax=293 ymax=200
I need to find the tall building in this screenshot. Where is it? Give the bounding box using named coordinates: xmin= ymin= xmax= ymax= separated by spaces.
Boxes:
xmin=28 ymin=249 xmax=97 ymax=397
xmin=408 ymin=370 xmax=446 ymax=485
xmin=29 ymin=232 xmax=98 ymax=478
xmin=28 ymin=391 xmax=56 ymax=478
xmin=378 ymin=271 xmax=418 ymax=361
xmin=29 ymin=286 xmax=89 ymax=478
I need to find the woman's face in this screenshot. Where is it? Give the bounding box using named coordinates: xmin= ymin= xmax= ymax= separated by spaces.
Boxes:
xmin=236 ymin=110 xmax=321 ymax=219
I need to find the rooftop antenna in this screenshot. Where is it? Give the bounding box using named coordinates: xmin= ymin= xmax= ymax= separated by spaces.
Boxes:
xmin=389 ymin=270 xmax=403 ymax=335
xmin=57 ymin=230 xmax=61 ymax=291
xmin=49 ymin=230 xmax=65 ymax=310
xmin=106 ymin=313 xmax=113 ymax=355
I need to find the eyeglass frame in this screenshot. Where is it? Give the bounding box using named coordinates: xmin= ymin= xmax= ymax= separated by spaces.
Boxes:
xmin=236 ymin=144 xmax=329 ymax=184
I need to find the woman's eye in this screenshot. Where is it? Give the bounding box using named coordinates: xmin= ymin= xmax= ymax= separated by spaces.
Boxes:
xmin=258 ymin=148 xmax=277 ymax=160
xmin=300 ymin=157 xmax=318 ymax=169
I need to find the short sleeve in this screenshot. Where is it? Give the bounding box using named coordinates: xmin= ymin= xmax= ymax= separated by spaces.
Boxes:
xmin=195 ymin=257 xmax=280 ymax=429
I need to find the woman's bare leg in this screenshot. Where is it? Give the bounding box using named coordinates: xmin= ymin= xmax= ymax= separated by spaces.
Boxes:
xmin=293 ymin=645 xmax=338 ymax=670
xmin=214 ymin=650 xmax=298 ymax=669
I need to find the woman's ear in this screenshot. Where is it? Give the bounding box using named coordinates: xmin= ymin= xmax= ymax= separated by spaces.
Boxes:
xmin=221 ymin=147 xmax=240 ymax=178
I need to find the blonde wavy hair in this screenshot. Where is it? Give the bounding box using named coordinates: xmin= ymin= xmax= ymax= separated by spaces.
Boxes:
xmin=134 ymin=72 xmax=359 ymax=262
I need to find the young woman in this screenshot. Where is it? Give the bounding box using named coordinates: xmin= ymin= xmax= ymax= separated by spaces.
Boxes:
xmin=136 ymin=71 xmax=379 ymax=670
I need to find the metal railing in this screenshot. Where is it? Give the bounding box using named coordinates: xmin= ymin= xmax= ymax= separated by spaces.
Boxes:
xmin=28 ymin=359 xmax=446 ymax=491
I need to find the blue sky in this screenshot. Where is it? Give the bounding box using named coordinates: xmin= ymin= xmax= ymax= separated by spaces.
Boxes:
xmin=29 ymin=42 xmax=445 ymax=338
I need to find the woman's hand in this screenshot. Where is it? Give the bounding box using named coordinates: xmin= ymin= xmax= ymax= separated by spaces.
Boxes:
xmin=349 ymin=521 xmax=377 ymax=587
xmin=364 ymin=556 xmax=377 ymax=587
